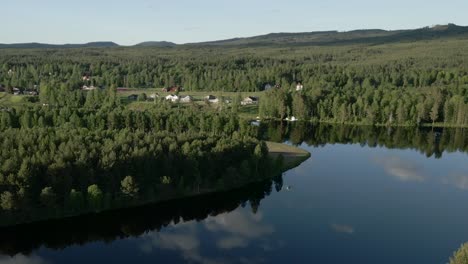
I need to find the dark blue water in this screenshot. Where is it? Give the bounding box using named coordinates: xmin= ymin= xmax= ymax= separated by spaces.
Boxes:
xmin=1 ymin=125 xmax=468 ymax=264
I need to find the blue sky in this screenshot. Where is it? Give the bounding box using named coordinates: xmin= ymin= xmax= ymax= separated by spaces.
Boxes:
xmin=2 ymin=0 xmax=467 ymax=45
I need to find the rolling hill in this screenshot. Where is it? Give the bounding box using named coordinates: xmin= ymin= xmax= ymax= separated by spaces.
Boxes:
xmin=1 ymin=24 xmax=467 ymax=49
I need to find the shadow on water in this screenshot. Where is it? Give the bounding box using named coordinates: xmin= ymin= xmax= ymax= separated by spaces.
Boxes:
xmin=0 ymin=176 xmax=283 ymax=256
xmin=259 ymin=122 xmax=468 ymax=158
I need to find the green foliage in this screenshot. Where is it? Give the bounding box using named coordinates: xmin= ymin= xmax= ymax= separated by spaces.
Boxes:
xmin=0 ymin=191 xmax=15 ymax=210
xmin=449 ymin=243 xmax=468 ymax=264
xmin=87 ymin=184 xmax=103 ymax=210
xmin=121 ymin=176 xmax=139 ymax=197
xmin=161 ymin=176 xmax=172 ymax=185
xmin=40 ymin=187 xmax=57 ymax=208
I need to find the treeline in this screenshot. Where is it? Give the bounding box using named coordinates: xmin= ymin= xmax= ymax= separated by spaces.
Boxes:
xmin=259 ymin=85 xmax=468 ymax=126
xmin=1 ymin=40 xmax=468 ymax=94
xmin=0 ymin=105 xmax=255 ymax=135
xmin=260 ymin=122 xmax=468 ymax=158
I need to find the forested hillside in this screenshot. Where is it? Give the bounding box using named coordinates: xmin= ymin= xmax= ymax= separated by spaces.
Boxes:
xmin=1 ymin=25 xmax=467 ymax=126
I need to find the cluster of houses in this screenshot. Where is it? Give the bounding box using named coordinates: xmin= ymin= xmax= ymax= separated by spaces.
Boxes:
xmin=126 ymin=91 xmax=260 ymax=106
xmin=0 ymin=85 xmax=39 ymax=96
xmin=264 ymin=82 xmax=304 ymax=91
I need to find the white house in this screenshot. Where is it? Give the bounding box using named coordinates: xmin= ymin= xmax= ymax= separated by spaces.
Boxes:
xmin=296 ymin=82 xmax=304 ymax=91
xmin=12 ymin=88 xmax=21 ymax=95
xmin=180 ymin=95 xmax=193 ymax=103
xmin=241 ymin=96 xmax=259 ymax=105
xmin=82 ymin=85 xmax=97 ymax=91
xmin=165 ymin=94 xmax=179 ymax=102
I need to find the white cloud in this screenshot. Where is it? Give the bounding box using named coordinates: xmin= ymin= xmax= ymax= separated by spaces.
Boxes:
xmin=0 ymin=254 xmax=48 ymax=264
xmin=204 ymin=211 xmax=274 ymax=239
xmin=217 ymin=236 xmax=248 ymax=249
xmin=330 ymin=224 xmax=355 ymax=234
xmin=374 ymin=156 xmax=425 ymax=182
xmin=442 ymin=173 xmax=468 ymax=190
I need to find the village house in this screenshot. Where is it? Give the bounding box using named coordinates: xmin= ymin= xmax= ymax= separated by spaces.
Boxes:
xmin=82 ymin=85 xmax=98 ymax=91
xmin=23 ymin=89 xmax=38 ymax=96
xmin=162 ymin=86 xmax=183 ymax=93
xmin=296 ymin=82 xmax=304 ymax=91
xmin=149 ymin=93 xmax=159 ymax=99
xmin=82 ymin=75 xmax=91 ymax=81
xmin=264 ymin=84 xmax=273 ymax=90
xmin=204 ymin=95 xmax=219 ymax=104
xmin=180 ymin=95 xmax=193 ymax=103
xmin=12 ymin=88 xmax=21 ymax=95
xmin=165 ymin=94 xmax=179 ymax=102
xmin=127 ymin=94 xmax=138 ymax=101
xmin=241 ymin=96 xmax=259 ymax=105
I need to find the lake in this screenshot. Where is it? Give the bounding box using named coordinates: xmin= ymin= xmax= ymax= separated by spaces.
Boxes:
xmin=0 ymin=123 xmax=467 ymax=264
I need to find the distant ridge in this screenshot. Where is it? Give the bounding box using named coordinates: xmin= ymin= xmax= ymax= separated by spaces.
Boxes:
xmin=1 ymin=24 xmax=467 ymax=49
xmin=134 ymin=41 xmax=177 ymax=47
xmin=191 ymin=23 xmax=468 ymax=46
xmin=0 ymin=42 xmax=119 ymax=49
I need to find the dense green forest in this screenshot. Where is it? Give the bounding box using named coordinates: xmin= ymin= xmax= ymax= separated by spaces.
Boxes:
xmin=1 ymin=26 xmax=467 ymax=126
xmin=0 ymin=104 xmax=280 ymax=225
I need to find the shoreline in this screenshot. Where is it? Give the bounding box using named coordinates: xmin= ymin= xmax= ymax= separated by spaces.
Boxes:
xmin=0 ymin=142 xmax=310 ymax=228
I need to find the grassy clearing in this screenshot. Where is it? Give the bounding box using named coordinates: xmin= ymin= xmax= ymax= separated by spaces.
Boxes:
xmin=266 ymin=141 xmax=310 ymax=170
xmin=0 ymin=93 xmax=37 ymax=107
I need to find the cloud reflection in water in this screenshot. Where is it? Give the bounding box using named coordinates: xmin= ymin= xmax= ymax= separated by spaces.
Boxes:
xmin=374 ymin=156 xmax=425 ymax=182
xmin=139 ymin=209 xmax=276 ymax=264
xmin=0 ymin=254 xmax=48 ymax=264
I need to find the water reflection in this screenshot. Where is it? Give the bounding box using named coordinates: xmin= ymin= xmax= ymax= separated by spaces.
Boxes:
xmin=374 ymin=156 xmax=425 ymax=182
xmin=443 ymin=173 xmax=468 ymax=190
xmin=0 ymin=254 xmax=48 ymax=264
xmin=1 ymin=123 xmax=467 ymax=264
xmin=330 ymin=224 xmax=355 ymax=235
xmin=0 ymin=178 xmax=280 ymax=257
xmin=259 ymin=122 xmax=468 ymax=158
xmin=139 ymin=209 xmax=276 ymax=264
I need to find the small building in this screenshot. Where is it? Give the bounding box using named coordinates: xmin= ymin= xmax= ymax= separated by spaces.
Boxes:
xmin=12 ymin=87 xmax=21 ymax=95
xmin=163 ymin=86 xmax=183 ymax=93
xmin=82 ymin=75 xmax=91 ymax=81
xmin=127 ymin=94 xmax=138 ymax=101
xmin=165 ymin=94 xmax=179 ymax=102
xmin=180 ymin=95 xmax=193 ymax=103
xmin=296 ymin=82 xmax=304 ymax=91
xmin=241 ymin=96 xmax=259 ymax=105
xmin=82 ymin=85 xmax=98 ymax=91
xmin=149 ymin=93 xmax=159 ymax=99
xmin=23 ymin=89 xmax=38 ymax=96
xmin=264 ymin=84 xmax=273 ymax=90
xmin=204 ymin=95 xmax=219 ymax=104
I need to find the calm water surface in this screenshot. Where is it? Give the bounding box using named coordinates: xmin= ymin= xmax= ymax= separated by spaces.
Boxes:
xmin=1 ymin=124 xmax=467 ymax=264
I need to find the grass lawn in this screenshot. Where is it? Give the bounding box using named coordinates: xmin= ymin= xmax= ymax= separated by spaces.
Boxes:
xmin=0 ymin=93 xmax=37 ymax=107
xmin=266 ymin=141 xmax=310 ymax=170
